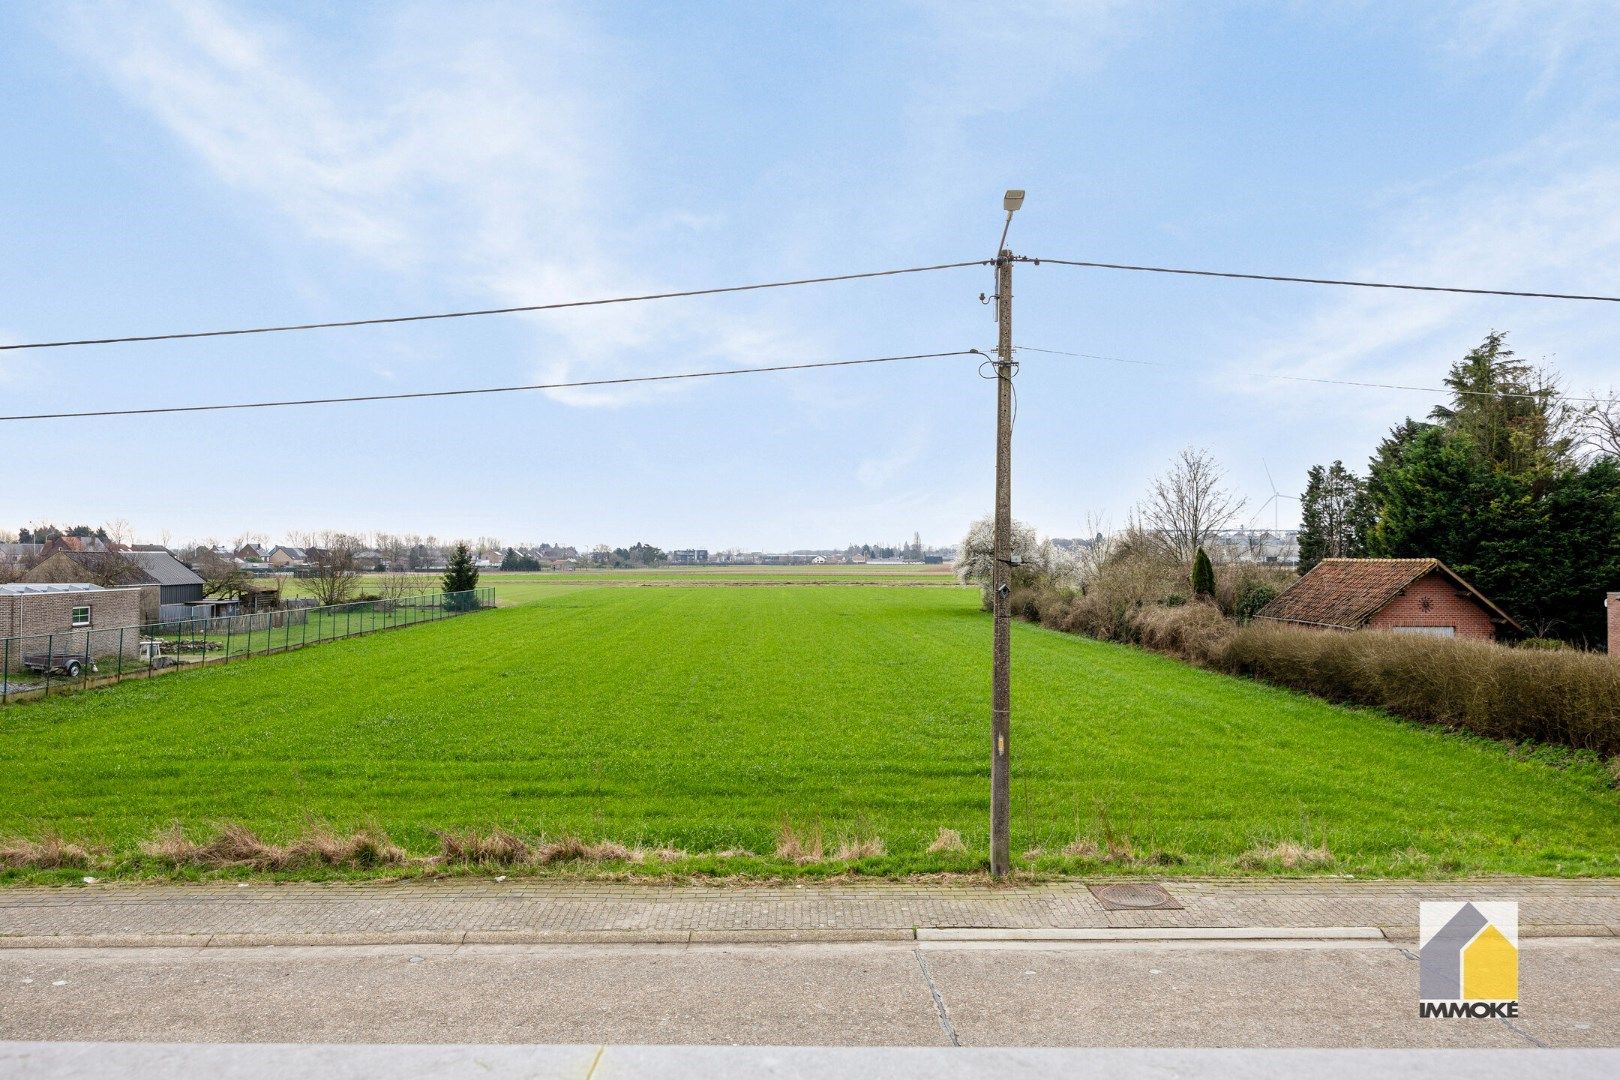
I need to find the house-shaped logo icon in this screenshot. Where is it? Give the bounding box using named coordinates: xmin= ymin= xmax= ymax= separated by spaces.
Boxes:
xmin=1419 ymin=901 xmax=1518 ymax=1016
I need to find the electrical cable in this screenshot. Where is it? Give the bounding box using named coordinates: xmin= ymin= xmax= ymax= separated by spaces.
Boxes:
xmin=1028 ymin=257 xmax=1620 ymax=303
xmin=0 ymin=350 xmax=985 ymax=423
xmin=0 ymin=261 xmax=990 ymax=352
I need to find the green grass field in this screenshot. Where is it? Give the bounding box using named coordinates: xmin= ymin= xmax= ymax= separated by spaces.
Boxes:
xmin=2 ymin=584 xmax=1616 ymax=882
xmin=280 ymin=566 xmax=956 ymax=607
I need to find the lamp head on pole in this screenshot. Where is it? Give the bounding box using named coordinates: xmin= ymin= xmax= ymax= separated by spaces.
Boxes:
xmin=1003 ymin=189 xmax=1026 ymax=213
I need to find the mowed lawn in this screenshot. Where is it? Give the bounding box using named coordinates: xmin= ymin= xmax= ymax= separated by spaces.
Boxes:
xmin=1 ymin=585 xmax=1616 ymax=879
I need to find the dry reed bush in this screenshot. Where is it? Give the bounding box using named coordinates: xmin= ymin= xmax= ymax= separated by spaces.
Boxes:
xmin=834 ymin=835 xmax=886 ymax=860
xmin=1235 ymin=841 xmax=1333 ymax=870
xmin=1222 ymin=623 xmax=1620 ymax=755
xmin=1130 ymin=602 xmax=1235 ymax=665
xmin=0 ymin=832 xmax=93 ymax=869
xmin=774 ymin=819 xmax=824 ymax=863
xmin=926 ymin=827 xmax=966 ymax=853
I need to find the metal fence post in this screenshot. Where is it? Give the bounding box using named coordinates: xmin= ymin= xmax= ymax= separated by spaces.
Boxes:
xmin=3 ymin=637 xmax=9 ymax=705
xmin=45 ymin=633 xmax=54 ymax=697
xmin=117 ymin=628 xmax=124 ymax=680
xmin=225 ymin=616 xmax=232 ymax=663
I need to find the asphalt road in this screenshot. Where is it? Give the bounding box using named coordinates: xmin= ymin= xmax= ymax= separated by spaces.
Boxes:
xmin=1 ymin=937 xmax=1616 ymax=1048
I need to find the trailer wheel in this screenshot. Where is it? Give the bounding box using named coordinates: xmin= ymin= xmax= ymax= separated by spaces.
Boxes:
xmin=65 ymin=660 xmax=82 ymax=678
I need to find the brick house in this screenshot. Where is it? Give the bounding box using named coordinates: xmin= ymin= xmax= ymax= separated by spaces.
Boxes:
xmin=1256 ymin=558 xmax=1521 ymax=641
xmin=0 ymin=582 xmax=149 ymax=660
xmin=23 ymin=549 xmax=203 ymax=622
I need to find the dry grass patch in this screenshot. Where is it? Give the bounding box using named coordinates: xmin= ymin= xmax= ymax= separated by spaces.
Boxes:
xmin=0 ymin=832 xmax=93 ymax=870
xmin=926 ymin=827 xmax=966 ymax=854
xmin=437 ymin=828 xmax=531 ymax=865
xmin=834 ymin=835 xmax=886 ymax=861
xmin=1235 ymin=841 xmax=1334 ymax=870
xmin=1060 ymin=837 xmax=1135 ymax=863
xmin=775 ymin=819 xmax=825 ymax=863
xmin=295 ymin=826 xmax=405 ymax=869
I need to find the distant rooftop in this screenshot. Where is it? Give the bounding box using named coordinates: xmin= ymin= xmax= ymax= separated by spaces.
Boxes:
xmin=0 ymin=582 xmax=107 ymax=595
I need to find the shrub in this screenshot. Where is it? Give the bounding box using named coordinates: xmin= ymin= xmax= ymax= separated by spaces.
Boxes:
xmin=1130 ymin=602 xmax=1235 ymax=665
xmin=1222 ymin=623 xmax=1620 ymax=756
xmin=1233 ymin=580 xmax=1279 ymax=621
xmin=1191 ymin=547 xmax=1215 ymax=598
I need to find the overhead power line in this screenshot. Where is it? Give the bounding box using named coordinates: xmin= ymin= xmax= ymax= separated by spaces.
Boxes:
xmin=0 ymin=349 xmax=983 ymax=423
xmin=1015 ymin=345 xmax=1614 ymax=404
xmin=1030 ymin=257 xmax=1620 ymax=303
xmin=0 ymin=261 xmax=989 ymax=353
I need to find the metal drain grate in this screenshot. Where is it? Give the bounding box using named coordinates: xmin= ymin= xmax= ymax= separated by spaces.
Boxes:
xmin=1088 ymin=883 xmax=1182 ymax=911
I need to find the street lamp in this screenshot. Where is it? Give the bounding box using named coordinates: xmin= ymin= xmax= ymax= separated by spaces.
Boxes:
xmin=998 ymin=189 xmax=1025 ymax=252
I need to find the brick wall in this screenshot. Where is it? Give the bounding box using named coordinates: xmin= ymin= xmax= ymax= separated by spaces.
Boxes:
xmin=1365 ymin=570 xmax=1500 ymax=641
xmin=1609 ymin=593 xmax=1619 ymax=657
xmin=0 ymin=588 xmax=145 ymax=660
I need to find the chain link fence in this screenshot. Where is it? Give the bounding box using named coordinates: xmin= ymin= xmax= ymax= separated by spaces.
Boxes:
xmin=1 ymin=587 xmax=494 ymax=706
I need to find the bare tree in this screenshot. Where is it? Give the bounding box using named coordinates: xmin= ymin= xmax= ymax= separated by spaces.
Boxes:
xmin=1579 ymin=389 xmax=1620 ymax=461
xmin=303 ymin=532 xmax=364 ymax=606
xmin=76 ymin=521 xmax=143 ymax=587
xmin=1137 ymin=447 xmax=1247 ymax=565
xmin=192 ymin=548 xmax=252 ymax=599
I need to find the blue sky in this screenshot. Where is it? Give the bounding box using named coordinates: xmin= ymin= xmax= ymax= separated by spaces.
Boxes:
xmin=3 ymin=1 xmax=1618 ymax=551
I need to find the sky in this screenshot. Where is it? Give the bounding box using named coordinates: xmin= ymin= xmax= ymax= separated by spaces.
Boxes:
xmin=3 ymin=1 xmax=1619 ymax=551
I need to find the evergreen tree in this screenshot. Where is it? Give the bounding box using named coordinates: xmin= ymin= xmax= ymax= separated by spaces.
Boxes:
xmin=1297 ymin=461 xmax=1370 ymax=573
xmin=1190 ymin=546 xmax=1216 ymax=598
xmin=442 ymin=542 xmax=480 ymax=605
xmin=1360 ymin=332 xmax=1620 ymax=642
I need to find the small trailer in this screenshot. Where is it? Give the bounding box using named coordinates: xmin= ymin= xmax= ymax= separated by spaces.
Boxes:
xmin=20 ymin=653 xmax=97 ymax=678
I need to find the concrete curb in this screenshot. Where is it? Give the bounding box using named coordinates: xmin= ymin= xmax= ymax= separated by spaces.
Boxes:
xmin=918 ymin=926 xmax=1385 ymax=942
xmin=2 ymin=924 xmax=1615 ymax=949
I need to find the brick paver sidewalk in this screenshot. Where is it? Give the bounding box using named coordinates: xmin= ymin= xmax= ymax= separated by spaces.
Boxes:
xmin=2 ymin=878 xmax=1616 ymax=947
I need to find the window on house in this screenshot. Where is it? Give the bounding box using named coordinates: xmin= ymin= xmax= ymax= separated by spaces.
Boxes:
xmin=1392 ymin=625 xmax=1453 ymax=637
xmin=71 ymin=606 xmax=91 ymax=628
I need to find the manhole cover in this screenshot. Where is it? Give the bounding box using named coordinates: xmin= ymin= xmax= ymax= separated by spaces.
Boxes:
xmin=1088 ymin=883 xmax=1182 ymax=911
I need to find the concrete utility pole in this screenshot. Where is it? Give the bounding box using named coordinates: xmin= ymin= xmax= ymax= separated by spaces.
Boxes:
xmin=990 ymin=189 xmax=1023 ymax=878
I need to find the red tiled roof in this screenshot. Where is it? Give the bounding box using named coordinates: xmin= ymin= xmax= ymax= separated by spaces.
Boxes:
xmin=1256 ymin=558 xmax=1521 ymax=632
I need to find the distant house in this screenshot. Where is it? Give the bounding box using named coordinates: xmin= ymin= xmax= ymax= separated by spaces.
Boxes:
xmin=24 ymin=549 xmax=205 ymax=619
xmin=236 ymin=543 xmax=267 ymax=561
xmin=267 ymin=546 xmax=306 ymax=569
xmin=1255 ymin=558 xmax=1521 ymax=641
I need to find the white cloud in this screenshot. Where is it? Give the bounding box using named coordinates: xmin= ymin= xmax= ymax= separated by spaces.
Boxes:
xmin=855 ymin=421 xmax=931 ymax=489
xmin=55 ymin=0 xmax=819 ymax=404
xmin=1226 ymin=126 xmax=1620 ymax=413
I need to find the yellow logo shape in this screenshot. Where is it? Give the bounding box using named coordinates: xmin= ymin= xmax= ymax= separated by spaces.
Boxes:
xmin=1462 ymin=923 xmax=1518 ymax=1001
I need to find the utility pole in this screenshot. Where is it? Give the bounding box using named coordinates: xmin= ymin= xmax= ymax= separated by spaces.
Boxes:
xmin=990 ymin=189 xmax=1023 ymax=878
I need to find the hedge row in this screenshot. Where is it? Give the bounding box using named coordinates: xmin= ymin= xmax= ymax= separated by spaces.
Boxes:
xmin=1013 ymin=585 xmax=1620 ymax=757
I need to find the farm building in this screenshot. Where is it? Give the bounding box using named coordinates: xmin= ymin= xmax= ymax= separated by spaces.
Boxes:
xmin=23 ymin=549 xmax=205 ymax=621
xmin=1256 ymin=558 xmax=1521 ymax=641
xmin=0 ymin=582 xmax=147 ymax=661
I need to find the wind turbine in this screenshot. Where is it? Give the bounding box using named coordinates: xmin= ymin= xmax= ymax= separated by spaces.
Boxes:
xmin=1252 ymin=461 xmax=1300 ymax=535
